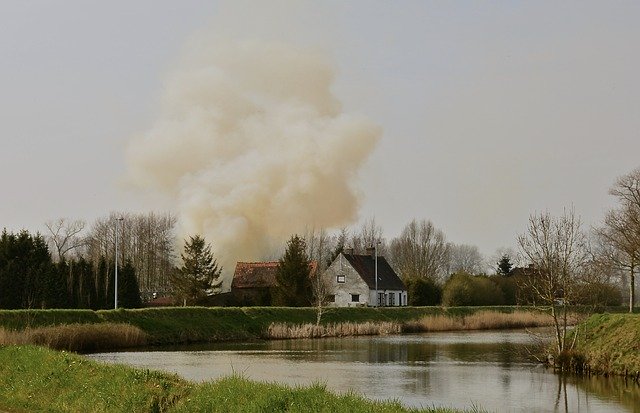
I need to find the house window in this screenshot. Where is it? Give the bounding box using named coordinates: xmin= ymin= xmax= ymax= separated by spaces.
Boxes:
xmin=336 ymin=274 xmax=345 ymax=283
xmin=351 ymin=294 xmax=360 ymax=302
xmin=378 ymin=292 xmax=385 ymax=307
xmin=389 ymin=292 xmax=395 ymax=306
xmin=328 ymin=294 xmax=336 ymax=302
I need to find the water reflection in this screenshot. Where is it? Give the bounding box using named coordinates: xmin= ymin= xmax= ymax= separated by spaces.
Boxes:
xmin=88 ymin=329 xmax=639 ymax=412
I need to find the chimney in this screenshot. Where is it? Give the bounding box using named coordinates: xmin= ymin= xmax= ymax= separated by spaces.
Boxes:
xmin=366 ymin=246 xmax=375 ymax=258
xmin=344 ymin=247 xmax=354 ymax=255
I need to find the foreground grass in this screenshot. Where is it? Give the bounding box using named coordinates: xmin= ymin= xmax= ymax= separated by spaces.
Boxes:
xmin=571 ymin=313 xmax=640 ymax=376
xmin=0 ymin=345 xmax=464 ymax=413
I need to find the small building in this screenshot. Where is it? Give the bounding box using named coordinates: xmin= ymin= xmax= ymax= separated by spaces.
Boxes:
xmin=231 ymin=261 xmax=279 ymax=306
xmin=231 ymin=260 xmax=318 ymax=306
xmin=323 ymin=250 xmax=407 ymax=307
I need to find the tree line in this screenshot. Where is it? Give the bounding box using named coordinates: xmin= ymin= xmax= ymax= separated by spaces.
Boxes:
xmin=0 ymin=230 xmax=141 ymax=309
xmin=1 ymin=166 xmax=638 ymax=313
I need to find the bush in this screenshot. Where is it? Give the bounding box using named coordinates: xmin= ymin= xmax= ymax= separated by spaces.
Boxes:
xmin=492 ymin=276 xmax=517 ymax=305
xmin=442 ymin=272 xmax=505 ymax=306
xmin=405 ymin=277 xmax=442 ymax=306
xmin=574 ymin=282 xmax=622 ymax=307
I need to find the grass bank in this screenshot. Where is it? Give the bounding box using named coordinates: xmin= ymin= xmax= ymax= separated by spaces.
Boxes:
xmin=0 ymin=306 xmax=553 ymax=351
xmin=568 ymin=313 xmax=640 ymax=378
xmin=0 ymin=345 xmax=464 ymax=413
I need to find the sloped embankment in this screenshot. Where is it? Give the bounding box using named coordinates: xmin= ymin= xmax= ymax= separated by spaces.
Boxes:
xmin=573 ymin=313 xmax=640 ymax=377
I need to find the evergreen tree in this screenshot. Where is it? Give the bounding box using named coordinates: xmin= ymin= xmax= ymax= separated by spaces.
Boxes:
xmin=119 ymin=260 xmax=142 ymax=308
xmin=43 ymin=261 xmax=68 ymax=308
xmin=274 ymin=235 xmax=313 ymax=307
xmin=170 ymin=235 xmax=222 ymax=305
xmin=0 ymin=230 xmax=54 ymax=309
xmin=94 ymin=257 xmax=108 ymax=309
xmin=496 ymin=255 xmax=513 ymax=277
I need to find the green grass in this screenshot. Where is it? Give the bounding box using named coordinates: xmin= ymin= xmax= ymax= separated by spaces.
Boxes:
xmin=0 ymin=309 xmax=101 ymax=330
xmin=572 ymin=313 xmax=640 ymax=376
xmin=0 ymin=345 xmax=464 ymax=413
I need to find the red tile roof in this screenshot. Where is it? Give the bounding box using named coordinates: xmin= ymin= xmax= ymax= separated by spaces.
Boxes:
xmin=231 ymin=261 xmax=318 ymax=289
xmin=232 ymin=261 xmax=279 ymax=289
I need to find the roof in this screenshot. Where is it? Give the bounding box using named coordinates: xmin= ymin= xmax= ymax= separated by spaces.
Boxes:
xmin=232 ymin=261 xmax=318 ymax=289
xmin=232 ymin=261 xmax=279 ymax=289
xmin=342 ymin=253 xmax=406 ymax=291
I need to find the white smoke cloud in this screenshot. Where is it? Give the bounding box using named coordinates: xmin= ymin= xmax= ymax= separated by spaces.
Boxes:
xmin=126 ymin=38 xmax=380 ymax=285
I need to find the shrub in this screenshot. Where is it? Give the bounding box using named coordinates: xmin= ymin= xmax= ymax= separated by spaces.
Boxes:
xmin=405 ymin=277 xmax=442 ymax=305
xmin=492 ymin=276 xmax=517 ymax=305
xmin=574 ymin=282 xmax=623 ymax=307
xmin=442 ymin=272 xmax=505 ymax=306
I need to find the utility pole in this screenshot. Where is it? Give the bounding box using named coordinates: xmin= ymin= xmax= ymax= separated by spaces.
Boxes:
xmin=375 ymin=241 xmax=380 ymax=307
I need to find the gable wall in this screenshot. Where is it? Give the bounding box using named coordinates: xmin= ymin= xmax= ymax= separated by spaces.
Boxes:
xmin=323 ymin=254 xmax=370 ymax=307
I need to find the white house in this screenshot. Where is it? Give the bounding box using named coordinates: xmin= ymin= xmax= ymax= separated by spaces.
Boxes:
xmin=323 ymin=249 xmax=407 ymax=307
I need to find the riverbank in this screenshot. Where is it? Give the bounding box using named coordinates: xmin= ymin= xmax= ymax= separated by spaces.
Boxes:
xmin=0 ymin=306 xmax=550 ymax=351
xmin=0 ymin=345 xmax=464 ymax=413
xmin=569 ymin=313 xmax=640 ymax=378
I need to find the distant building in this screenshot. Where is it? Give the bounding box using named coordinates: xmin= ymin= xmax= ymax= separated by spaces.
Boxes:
xmin=323 ymin=250 xmax=407 ymax=307
xmin=231 ymin=261 xmax=317 ymax=306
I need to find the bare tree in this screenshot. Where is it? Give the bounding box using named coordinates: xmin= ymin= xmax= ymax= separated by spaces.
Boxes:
xmin=517 ymin=209 xmax=590 ymax=354
xmin=85 ymin=212 xmax=177 ymax=296
xmin=447 ymin=243 xmax=485 ymax=274
xmin=44 ymin=218 xmax=86 ymax=262
xmin=349 ymin=217 xmax=387 ymax=255
xmin=304 ymin=227 xmax=334 ymax=324
xmin=389 ymin=219 xmax=449 ymax=281
xmin=598 ymin=167 xmax=640 ymax=312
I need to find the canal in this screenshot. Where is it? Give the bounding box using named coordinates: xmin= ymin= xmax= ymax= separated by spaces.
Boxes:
xmin=87 ymin=329 xmax=639 ymax=412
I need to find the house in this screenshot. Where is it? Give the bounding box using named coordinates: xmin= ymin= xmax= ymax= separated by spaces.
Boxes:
xmin=231 ymin=260 xmax=318 ymax=306
xmin=323 ymin=249 xmax=407 ymax=307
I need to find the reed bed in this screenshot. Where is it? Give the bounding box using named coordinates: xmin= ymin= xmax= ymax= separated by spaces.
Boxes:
xmin=0 ymin=323 xmax=147 ymax=352
xmin=402 ymin=311 xmax=556 ymax=333
xmin=268 ymin=311 xmax=556 ymax=339
xmin=266 ymin=321 xmax=402 ymax=339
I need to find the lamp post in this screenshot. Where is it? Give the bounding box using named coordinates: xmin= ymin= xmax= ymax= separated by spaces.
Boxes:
xmin=114 ymin=217 xmax=123 ymax=309
xmin=374 ymin=241 xmax=380 ymax=307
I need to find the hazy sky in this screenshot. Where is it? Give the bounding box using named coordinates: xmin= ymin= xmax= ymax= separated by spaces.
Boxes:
xmin=2 ymin=1 xmax=639 ymax=259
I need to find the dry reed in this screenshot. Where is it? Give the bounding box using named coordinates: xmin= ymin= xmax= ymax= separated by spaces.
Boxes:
xmin=266 ymin=321 xmax=401 ymax=339
xmin=403 ymin=311 xmax=556 ymax=333
xmin=267 ymin=311 xmax=558 ymax=339
xmin=0 ymin=323 xmax=148 ymax=352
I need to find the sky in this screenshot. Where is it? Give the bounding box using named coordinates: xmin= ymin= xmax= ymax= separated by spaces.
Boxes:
xmin=1 ymin=1 xmax=639 ymax=261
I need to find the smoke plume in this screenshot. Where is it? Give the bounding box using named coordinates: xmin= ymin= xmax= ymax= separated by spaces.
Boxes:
xmin=126 ymin=38 xmax=380 ymax=284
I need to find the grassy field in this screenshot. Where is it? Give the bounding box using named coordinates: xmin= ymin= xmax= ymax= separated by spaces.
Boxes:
xmin=0 ymin=345 xmax=466 ymax=413
xmin=571 ymin=313 xmax=640 ymax=377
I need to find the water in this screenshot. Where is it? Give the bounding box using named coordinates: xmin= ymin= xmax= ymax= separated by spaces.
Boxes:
xmin=87 ymin=329 xmax=640 ymax=412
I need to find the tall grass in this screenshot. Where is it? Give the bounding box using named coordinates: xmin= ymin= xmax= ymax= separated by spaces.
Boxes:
xmin=0 ymin=323 xmax=147 ymax=352
xmin=268 ymin=311 xmax=556 ymax=339
xmin=403 ymin=311 xmax=555 ymax=333
xmin=266 ymin=321 xmax=401 ymax=339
